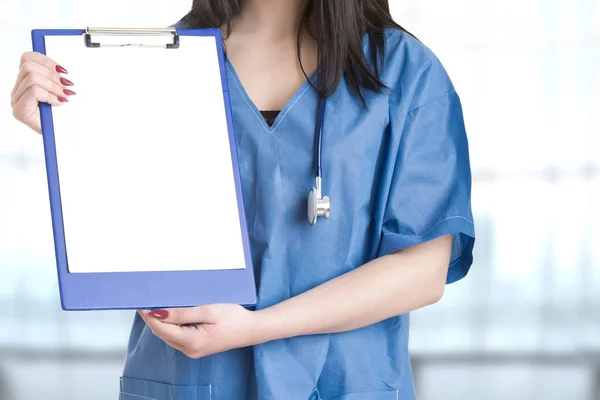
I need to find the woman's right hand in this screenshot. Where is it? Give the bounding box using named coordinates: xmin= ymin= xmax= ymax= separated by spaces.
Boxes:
xmin=10 ymin=52 xmax=76 ymax=134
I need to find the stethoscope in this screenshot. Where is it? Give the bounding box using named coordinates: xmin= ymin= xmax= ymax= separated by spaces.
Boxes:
xmin=307 ymin=96 xmax=330 ymax=226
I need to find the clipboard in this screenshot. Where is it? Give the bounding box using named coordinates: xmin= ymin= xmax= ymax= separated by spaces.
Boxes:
xmin=31 ymin=27 xmax=257 ymax=310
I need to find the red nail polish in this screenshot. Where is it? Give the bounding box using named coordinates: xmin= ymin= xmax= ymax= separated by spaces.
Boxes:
xmin=149 ymin=310 xmax=169 ymax=320
xmin=55 ymin=65 xmax=68 ymax=74
xmin=60 ymin=77 xmax=74 ymax=86
xmin=63 ymin=89 xmax=76 ymax=96
xmin=58 ymin=97 xmax=69 ymax=102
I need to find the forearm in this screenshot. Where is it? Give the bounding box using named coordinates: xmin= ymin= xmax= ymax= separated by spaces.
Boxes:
xmin=254 ymin=235 xmax=452 ymax=342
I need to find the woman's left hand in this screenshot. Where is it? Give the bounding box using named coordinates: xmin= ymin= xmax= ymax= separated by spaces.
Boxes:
xmin=139 ymin=304 xmax=263 ymax=359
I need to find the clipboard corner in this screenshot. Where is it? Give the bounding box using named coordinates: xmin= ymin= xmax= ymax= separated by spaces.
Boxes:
xmin=31 ymin=29 xmax=47 ymax=55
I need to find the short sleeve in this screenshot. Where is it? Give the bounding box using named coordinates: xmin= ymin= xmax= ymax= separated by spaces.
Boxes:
xmin=379 ymin=89 xmax=475 ymax=284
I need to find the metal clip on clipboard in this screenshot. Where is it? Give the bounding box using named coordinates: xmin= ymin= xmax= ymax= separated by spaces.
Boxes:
xmin=84 ymin=27 xmax=180 ymax=49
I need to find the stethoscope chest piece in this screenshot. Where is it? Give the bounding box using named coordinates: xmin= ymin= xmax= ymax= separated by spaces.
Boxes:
xmin=307 ymin=95 xmax=331 ymax=226
xmin=307 ymin=177 xmax=330 ymax=226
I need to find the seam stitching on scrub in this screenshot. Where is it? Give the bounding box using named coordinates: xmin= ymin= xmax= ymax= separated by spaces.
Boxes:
xmin=381 ymin=381 xmax=400 ymax=398
xmin=407 ymin=88 xmax=456 ymax=114
xmin=417 ymin=215 xmax=474 ymax=238
xmin=119 ymin=392 xmax=157 ymax=400
xmin=226 ymin=63 xmax=313 ymax=134
xmin=266 ymin=83 xmax=313 ymax=132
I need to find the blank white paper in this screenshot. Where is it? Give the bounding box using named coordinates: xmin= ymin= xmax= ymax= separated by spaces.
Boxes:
xmin=44 ymin=34 xmax=246 ymax=273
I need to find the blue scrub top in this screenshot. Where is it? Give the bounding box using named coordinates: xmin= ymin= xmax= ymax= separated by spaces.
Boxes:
xmin=120 ymin=26 xmax=475 ymax=400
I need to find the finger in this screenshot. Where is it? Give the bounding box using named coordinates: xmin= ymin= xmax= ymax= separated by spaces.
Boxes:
xmin=144 ymin=315 xmax=191 ymax=353
xmin=145 ymin=306 xmax=216 ymax=325
xmin=164 ymin=335 xmax=205 ymax=359
xmin=140 ymin=311 xmax=200 ymax=345
xmin=13 ymin=52 xmax=65 ymax=96
xmin=12 ymin=85 xmax=64 ymax=133
xmin=141 ymin=312 xmax=215 ymax=359
xmin=19 ymin=51 xmax=63 ymax=71
xmin=11 ymin=71 xmax=71 ymax=109
xmin=12 ymin=60 xmax=68 ymax=97
xmin=164 ymin=338 xmax=188 ymax=353
xmin=162 ymin=332 xmax=211 ymax=359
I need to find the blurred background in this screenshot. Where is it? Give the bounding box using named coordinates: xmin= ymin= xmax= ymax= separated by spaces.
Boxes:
xmin=0 ymin=0 xmax=598 ymax=399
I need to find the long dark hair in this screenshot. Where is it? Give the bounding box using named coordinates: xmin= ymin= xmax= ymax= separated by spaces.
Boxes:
xmin=180 ymin=0 xmax=410 ymax=102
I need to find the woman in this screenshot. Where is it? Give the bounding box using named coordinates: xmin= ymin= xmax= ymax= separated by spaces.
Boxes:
xmin=11 ymin=0 xmax=475 ymax=398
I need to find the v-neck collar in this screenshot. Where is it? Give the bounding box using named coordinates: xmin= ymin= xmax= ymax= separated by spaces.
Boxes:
xmin=224 ymin=57 xmax=318 ymax=134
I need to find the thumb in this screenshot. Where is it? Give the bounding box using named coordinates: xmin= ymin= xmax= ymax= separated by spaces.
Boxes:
xmin=146 ymin=306 xmax=215 ymax=325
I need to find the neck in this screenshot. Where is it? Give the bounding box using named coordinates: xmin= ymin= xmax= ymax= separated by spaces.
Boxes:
xmin=231 ymin=0 xmax=309 ymax=38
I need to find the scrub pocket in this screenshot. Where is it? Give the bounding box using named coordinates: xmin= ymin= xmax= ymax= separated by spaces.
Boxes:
xmin=119 ymin=377 xmax=212 ymax=400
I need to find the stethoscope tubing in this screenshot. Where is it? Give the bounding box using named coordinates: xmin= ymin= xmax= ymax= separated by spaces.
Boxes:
xmin=314 ymin=96 xmax=326 ymax=179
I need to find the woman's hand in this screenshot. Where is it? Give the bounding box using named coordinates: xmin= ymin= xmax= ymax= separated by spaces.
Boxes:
xmin=140 ymin=236 xmax=451 ymax=359
xmin=139 ymin=304 xmax=265 ymax=359
xmin=10 ymin=52 xmax=75 ymax=134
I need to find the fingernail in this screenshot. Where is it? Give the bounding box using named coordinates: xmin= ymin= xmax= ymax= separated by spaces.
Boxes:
xmin=55 ymin=65 xmax=68 ymax=74
xmin=58 ymin=97 xmax=69 ymax=103
xmin=60 ymin=77 xmax=74 ymax=86
xmin=63 ymin=89 xmax=76 ymax=96
xmin=149 ymin=310 xmax=169 ymax=320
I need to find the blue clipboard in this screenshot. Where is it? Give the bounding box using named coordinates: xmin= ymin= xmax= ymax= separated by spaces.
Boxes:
xmin=31 ymin=27 xmax=257 ymax=310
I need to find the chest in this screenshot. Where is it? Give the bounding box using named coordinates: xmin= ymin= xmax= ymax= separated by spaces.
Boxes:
xmin=224 ymin=37 xmax=318 ymax=111
xmin=226 ymin=69 xmax=393 ymax=272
